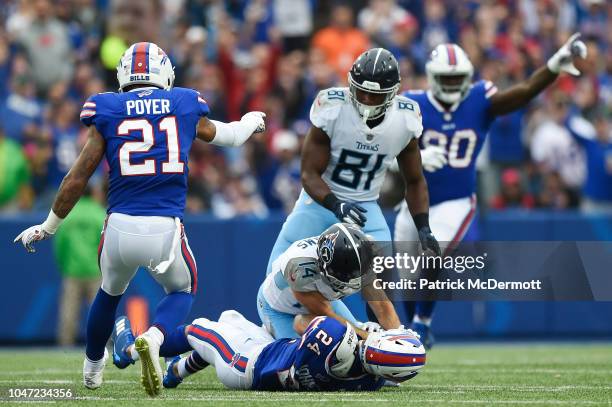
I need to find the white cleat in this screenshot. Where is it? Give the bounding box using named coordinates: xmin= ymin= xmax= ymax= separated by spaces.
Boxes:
xmin=83 ymin=348 xmax=109 ymax=389
xmin=135 ymin=332 xmax=163 ymax=397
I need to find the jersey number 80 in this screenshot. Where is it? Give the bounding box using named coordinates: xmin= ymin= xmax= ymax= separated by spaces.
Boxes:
xmin=422 ymin=129 xmax=477 ymax=168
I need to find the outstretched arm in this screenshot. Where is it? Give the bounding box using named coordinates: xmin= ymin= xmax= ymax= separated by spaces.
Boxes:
xmin=489 ymin=33 xmax=587 ymax=117
xmin=293 ymin=290 xmax=369 ymax=338
xmin=14 ymin=126 xmax=106 ymax=252
xmin=196 ymin=112 xmax=266 ymax=146
xmin=488 ymin=66 xmax=557 ymax=117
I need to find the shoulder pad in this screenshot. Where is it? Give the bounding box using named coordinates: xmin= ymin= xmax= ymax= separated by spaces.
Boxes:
xmin=395 ymin=95 xmax=423 ymax=137
xmin=309 ymin=87 xmax=348 ymax=132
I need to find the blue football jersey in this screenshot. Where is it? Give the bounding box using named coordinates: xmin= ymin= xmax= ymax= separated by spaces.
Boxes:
xmin=252 ymin=317 xmax=384 ymax=391
xmin=80 ymin=87 xmax=209 ymax=218
xmin=405 ymin=80 xmax=497 ymax=205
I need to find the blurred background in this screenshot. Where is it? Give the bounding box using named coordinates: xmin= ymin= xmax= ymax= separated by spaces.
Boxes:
xmin=0 ymin=0 xmax=610 ymax=345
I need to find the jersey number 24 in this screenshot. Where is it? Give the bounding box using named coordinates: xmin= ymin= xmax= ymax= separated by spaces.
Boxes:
xmin=118 ymin=118 xmax=184 ymax=176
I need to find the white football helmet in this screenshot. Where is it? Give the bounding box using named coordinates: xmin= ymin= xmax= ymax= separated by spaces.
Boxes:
xmin=359 ymin=329 xmax=426 ymax=382
xmin=117 ymin=42 xmax=175 ymax=92
xmin=426 ymin=43 xmax=474 ymax=104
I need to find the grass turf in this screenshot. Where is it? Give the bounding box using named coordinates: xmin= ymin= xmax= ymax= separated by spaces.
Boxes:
xmin=0 ymin=344 xmax=611 ymax=406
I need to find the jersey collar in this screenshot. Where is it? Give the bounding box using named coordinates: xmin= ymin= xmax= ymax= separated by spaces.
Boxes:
xmin=426 ymin=89 xmax=462 ymax=113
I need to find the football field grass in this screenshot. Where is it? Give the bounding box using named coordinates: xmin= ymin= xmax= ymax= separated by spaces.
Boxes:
xmin=0 ymin=343 xmax=611 ymax=406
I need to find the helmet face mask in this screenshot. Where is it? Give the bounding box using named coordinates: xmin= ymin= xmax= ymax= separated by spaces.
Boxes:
xmin=426 ymin=44 xmax=474 ymax=105
xmin=117 ymin=42 xmax=175 ymax=92
xmin=348 ymin=48 xmax=401 ymax=123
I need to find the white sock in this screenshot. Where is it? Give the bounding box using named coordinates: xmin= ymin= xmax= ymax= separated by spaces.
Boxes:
xmin=413 ymin=315 xmax=432 ymax=326
xmin=146 ymin=326 xmax=165 ymax=347
xmin=84 ymin=356 xmax=105 ymax=371
xmin=128 ymin=346 xmax=140 ymax=361
xmin=177 ymin=356 xmax=191 ymax=379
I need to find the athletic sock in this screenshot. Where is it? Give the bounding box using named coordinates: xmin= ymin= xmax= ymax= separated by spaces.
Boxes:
xmin=85 ymin=289 xmax=122 ymax=361
xmin=415 ymin=301 xmax=436 ymax=322
xmin=413 ymin=314 xmax=432 ymax=327
xmin=146 ymin=326 xmax=165 ymax=347
xmin=177 ymin=351 xmax=208 ymax=379
xmin=129 ymin=346 xmax=140 ymax=361
xmin=160 ymin=325 xmax=191 ymax=357
xmin=152 ymin=292 xmax=194 ymax=336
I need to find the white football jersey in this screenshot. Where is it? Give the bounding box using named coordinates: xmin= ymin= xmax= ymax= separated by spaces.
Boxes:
xmin=309 ymin=87 xmax=423 ymax=201
xmin=261 ymin=237 xmax=358 ymax=315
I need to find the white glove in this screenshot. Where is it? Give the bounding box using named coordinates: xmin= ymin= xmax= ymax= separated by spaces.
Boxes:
xmin=547 ymin=32 xmax=587 ymax=76
xmin=241 ymin=111 xmax=266 ymax=134
xmin=420 ymin=145 xmax=447 ymax=172
xmin=14 ymin=225 xmax=53 ymax=253
xmin=360 ymin=321 xmax=382 ymax=333
xmin=13 ymin=210 xmax=62 ymax=253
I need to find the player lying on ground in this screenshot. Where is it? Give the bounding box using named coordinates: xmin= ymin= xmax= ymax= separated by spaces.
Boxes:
xmin=264 ymin=47 xmax=440 ymax=277
xmin=258 ymin=222 xmax=402 ymax=339
xmin=113 ymin=311 xmax=426 ymax=392
xmin=13 ymin=42 xmax=266 ymax=395
xmin=390 ymin=34 xmax=587 ymax=349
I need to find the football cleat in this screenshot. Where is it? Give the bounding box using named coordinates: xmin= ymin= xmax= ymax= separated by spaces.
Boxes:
xmin=163 ymin=356 xmax=183 ymax=389
xmin=135 ymin=333 xmax=163 ymax=397
xmin=411 ymin=322 xmax=435 ymax=350
xmin=112 ymin=316 xmax=135 ymax=369
xmin=83 ymin=348 xmax=109 ymax=389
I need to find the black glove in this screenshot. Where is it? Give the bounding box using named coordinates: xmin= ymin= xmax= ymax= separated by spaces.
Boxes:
xmin=323 ymin=194 xmax=368 ymax=227
xmin=418 ymin=226 xmax=441 ymax=256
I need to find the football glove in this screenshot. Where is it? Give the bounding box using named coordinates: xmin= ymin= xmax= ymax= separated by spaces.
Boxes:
xmin=418 ymin=226 xmax=441 ymax=257
xmin=360 ymin=321 xmax=382 ymax=333
xmin=420 ymin=145 xmax=447 ymax=172
xmin=14 ymin=224 xmax=54 ymax=253
xmin=331 ymin=201 xmax=368 ymax=227
xmin=547 ymin=32 xmax=587 ymax=76
xmin=241 ymin=111 xmax=266 ymax=133
xmin=13 ymin=210 xmax=62 ymax=253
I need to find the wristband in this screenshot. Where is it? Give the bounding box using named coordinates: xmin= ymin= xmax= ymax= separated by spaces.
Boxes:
xmin=322 ymin=193 xmax=341 ymax=211
xmin=41 ymin=210 xmax=63 ymax=234
xmin=412 ymin=213 xmax=430 ymax=230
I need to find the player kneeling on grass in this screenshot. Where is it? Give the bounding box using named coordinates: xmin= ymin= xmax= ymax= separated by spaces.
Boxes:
xmin=115 ymin=311 xmax=425 ymax=391
xmin=258 ymin=223 xmax=402 ymax=339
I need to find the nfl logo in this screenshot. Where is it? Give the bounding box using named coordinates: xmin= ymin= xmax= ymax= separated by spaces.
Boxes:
xmin=366 ymin=134 xmax=374 ymax=141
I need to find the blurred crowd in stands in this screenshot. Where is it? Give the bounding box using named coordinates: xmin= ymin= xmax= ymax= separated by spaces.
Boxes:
xmin=0 ymin=0 xmax=610 ymax=217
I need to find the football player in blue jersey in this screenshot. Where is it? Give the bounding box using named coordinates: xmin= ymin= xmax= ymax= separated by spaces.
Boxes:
xmin=392 ymin=34 xmax=587 ymax=348
xmin=112 ymin=311 xmax=426 ymax=392
xmin=13 ymin=42 xmax=266 ymax=394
